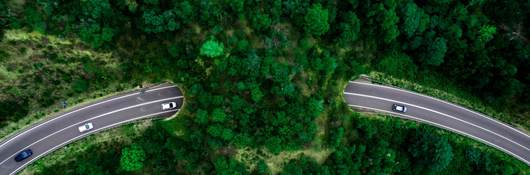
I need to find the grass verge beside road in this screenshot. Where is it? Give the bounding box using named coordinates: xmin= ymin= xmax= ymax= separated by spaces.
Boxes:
xmin=0 ymin=83 xmax=137 ymax=142
xmin=0 ymin=29 xmax=132 ymax=140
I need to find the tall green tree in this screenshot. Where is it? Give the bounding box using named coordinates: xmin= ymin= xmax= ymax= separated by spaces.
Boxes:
xmin=478 ymin=25 xmax=497 ymax=44
xmin=82 ymin=0 xmax=112 ymax=19
xmin=338 ymin=12 xmax=361 ymax=43
xmin=423 ymin=37 xmax=447 ymax=66
xmin=250 ymin=12 xmax=272 ymax=31
xmin=376 ymin=53 xmax=417 ymax=78
xmin=200 ymin=39 xmax=225 ymax=58
xmin=213 ymin=156 xmax=249 ymax=175
xmin=369 ymin=3 xmax=400 ymax=43
xmin=409 ymin=128 xmax=453 ymax=172
xmin=382 ymin=8 xmax=400 ymax=43
xmin=141 ymin=9 xmax=180 ymax=33
xmin=304 ymin=3 xmax=330 ymax=36
xmin=120 ymin=144 xmax=146 ymax=171
xmin=0 ymin=1 xmax=11 ymax=38
xmin=401 ymin=3 xmax=422 ymax=37
xmin=211 ymin=108 xmax=227 ymax=122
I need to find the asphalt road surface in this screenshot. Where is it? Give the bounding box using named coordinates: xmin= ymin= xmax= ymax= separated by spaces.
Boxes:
xmin=0 ymin=84 xmax=183 ymax=175
xmin=344 ymin=81 xmax=530 ymax=166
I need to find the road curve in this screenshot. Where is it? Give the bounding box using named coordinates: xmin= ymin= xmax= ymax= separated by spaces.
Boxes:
xmin=0 ymin=84 xmax=183 ymax=175
xmin=344 ymin=80 xmax=530 ymax=165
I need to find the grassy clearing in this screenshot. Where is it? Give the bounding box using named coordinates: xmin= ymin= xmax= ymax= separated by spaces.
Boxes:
xmin=235 ymin=147 xmax=332 ymax=174
xmin=368 ymin=71 xmax=529 ymax=133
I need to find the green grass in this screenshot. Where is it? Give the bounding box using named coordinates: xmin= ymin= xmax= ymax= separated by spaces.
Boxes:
xmin=368 ymin=71 xmax=529 ymax=133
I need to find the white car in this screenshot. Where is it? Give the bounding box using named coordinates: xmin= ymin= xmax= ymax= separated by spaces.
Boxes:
xmin=161 ymin=102 xmax=177 ymax=110
xmin=78 ymin=122 xmax=94 ymax=133
xmin=392 ymin=104 xmax=407 ymax=113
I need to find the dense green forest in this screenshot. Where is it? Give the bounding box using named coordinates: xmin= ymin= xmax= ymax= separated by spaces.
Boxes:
xmin=1 ymin=0 xmax=529 ymax=174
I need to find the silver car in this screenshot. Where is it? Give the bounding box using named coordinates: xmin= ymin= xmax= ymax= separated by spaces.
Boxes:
xmin=78 ymin=122 xmax=94 ymax=132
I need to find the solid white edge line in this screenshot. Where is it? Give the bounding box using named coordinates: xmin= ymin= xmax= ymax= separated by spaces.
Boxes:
xmin=344 ymin=92 xmax=530 ymax=151
xmin=349 ymin=81 xmax=529 ymax=137
xmin=9 ymin=109 xmax=179 ymax=175
xmin=0 ymin=96 xmax=183 ymax=165
xmin=347 ymin=104 xmax=530 ymax=166
xmin=0 ymin=85 xmax=177 ymax=148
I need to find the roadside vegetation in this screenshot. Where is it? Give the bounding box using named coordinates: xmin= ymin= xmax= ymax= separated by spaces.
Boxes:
xmin=1 ymin=0 xmax=529 ymax=174
xmin=369 ymin=71 xmax=530 ymax=132
xmin=0 ymin=30 xmax=138 ymax=141
xmin=21 ymin=120 xmax=153 ymax=175
xmin=24 ymin=111 xmax=529 ymax=175
xmin=276 ymin=111 xmax=529 ymax=175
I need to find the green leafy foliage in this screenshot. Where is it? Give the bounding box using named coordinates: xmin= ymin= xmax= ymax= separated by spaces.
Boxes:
xmin=376 ymin=53 xmax=417 ymax=78
xmin=254 ymin=159 xmax=270 ymax=174
xmin=478 ymin=25 xmax=497 ymax=43
xmin=304 ymin=4 xmax=330 ymax=36
xmin=79 ymin=23 xmax=115 ymax=48
xmin=141 ymin=9 xmax=180 ymax=33
xmin=213 ymin=156 xmax=249 ymax=175
xmin=250 ymin=12 xmax=272 ymax=31
xmin=211 ymin=108 xmax=227 ymax=122
xmin=200 ymin=39 xmax=225 ymax=58
xmin=423 ymin=37 xmax=447 ymax=66
xmin=338 ymin=12 xmax=361 ymax=43
xmin=82 ymin=0 xmax=112 ymax=19
xmin=367 ymin=3 xmax=400 ymax=44
xmin=3 ymin=0 xmax=530 ymax=174
xmin=0 ymin=32 xmax=121 ymax=127
xmin=120 ymin=144 xmax=146 ymax=171
xmin=280 ymin=156 xmax=321 ymax=174
xmin=144 ymin=0 xmax=159 ymax=5
xmin=0 ymin=1 xmax=12 ymax=38
xmin=401 ymin=3 xmax=422 ymax=37
xmin=23 ymin=7 xmax=46 ymax=33
xmin=72 ymin=79 xmax=89 ymax=93
xmin=409 ymin=127 xmax=453 ymax=172
xmin=382 ymin=8 xmax=400 ymax=43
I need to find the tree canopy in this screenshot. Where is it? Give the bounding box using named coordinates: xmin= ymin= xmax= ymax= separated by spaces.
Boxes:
xmin=120 ymin=144 xmax=146 ymax=171
xmin=200 ymin=39 xmax=225 ymax=58
xmin=2 ymin=0 xmax=529 ymax=174
xmin=304 ymin=4 xmax=330 ymax=36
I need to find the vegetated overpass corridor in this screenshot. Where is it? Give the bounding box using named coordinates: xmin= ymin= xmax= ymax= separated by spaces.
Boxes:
xmin=0 ymin=84 xmax=183 ymax=175
xmin=344 ymin=80 xmax=530 ymax=166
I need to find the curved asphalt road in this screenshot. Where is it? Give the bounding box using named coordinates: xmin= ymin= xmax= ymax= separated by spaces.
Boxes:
xmin=0 ymin=84 xmax=183 ymax=175
xmin=344 ymin=80 xmax=530 ymax=166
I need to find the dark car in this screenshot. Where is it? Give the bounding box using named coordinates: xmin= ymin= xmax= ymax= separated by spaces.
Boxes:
xmin=14 ymin=149 xmax=33 ymax=162
xmin=392 ymin=104 xmax=407 ymax=113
